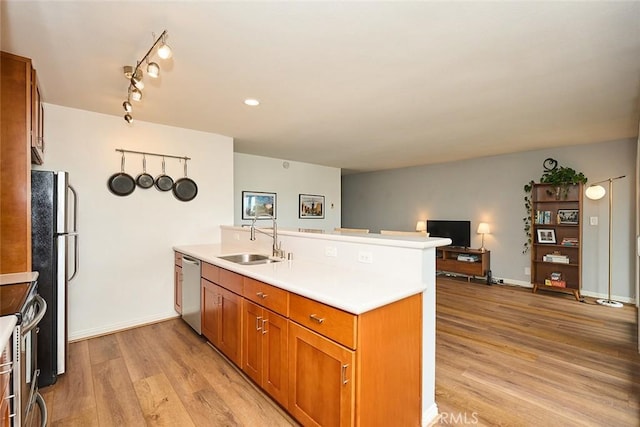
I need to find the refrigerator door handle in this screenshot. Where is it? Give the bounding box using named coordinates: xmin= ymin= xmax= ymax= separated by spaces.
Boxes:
xmin=68 ymin=184 xmax=79 ymax=281
xmin=68 ymin=233 xmax=79 ymax=282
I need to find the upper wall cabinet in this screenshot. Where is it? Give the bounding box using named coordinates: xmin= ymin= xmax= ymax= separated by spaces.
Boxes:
xmin=31 ymin=67 xmax=45 ymax=165
xmin=0 ymin=52 xmax=39 ymax=273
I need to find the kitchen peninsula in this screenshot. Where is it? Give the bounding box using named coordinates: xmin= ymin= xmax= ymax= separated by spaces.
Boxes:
xmin=175 ymin=227 xmax=450 ymax=426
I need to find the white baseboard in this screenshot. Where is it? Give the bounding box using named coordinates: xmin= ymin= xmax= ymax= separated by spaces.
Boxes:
xmin=493 ymin=278 xmax=636 ymax=304
xmin=422 ymin=402 xmax=439 ymax=426
xmin=69 ymin=311 xmax=180 ymax=342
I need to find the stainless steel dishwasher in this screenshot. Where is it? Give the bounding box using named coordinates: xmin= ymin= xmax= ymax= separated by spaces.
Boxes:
xmin=181 ymin=255 xmax=202 ymax=334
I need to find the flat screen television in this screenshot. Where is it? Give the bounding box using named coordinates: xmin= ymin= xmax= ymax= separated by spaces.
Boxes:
xmin=427 ymin=220 xmax=471 ymax=248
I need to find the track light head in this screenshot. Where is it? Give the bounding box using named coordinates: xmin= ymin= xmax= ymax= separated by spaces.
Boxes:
xmin=131 ymin=88 xmax=142 ymax=101
xmin=157 ymin=36 xmax=172 ymax=59
xmin=123 ymin=65 xmax=134 ymax=79
xmin=123 ymin=101 xmax=132 ymax=112
xmin=131 ymin=69 xmax=144 ymax=90
xmin=124 ymin=113 xmax=133 ymax=123
xmin=147 ymin=62 xmax=160 ymax=78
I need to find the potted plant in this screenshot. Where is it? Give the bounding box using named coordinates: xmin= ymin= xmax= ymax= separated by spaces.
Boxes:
xmin=522 ymin=159 xmax=587 ymax=253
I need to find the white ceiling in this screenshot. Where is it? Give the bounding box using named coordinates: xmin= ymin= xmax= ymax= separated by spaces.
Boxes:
xmin=2 ymin=1 xmax=639 ymax=174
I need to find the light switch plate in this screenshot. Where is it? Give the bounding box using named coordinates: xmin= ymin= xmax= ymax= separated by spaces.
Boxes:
xmin=590 ymin=216 xmax=598 ymax=226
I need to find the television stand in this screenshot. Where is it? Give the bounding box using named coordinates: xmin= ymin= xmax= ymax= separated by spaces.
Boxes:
xmin=436 ymin=246 xmax=491 ymax=282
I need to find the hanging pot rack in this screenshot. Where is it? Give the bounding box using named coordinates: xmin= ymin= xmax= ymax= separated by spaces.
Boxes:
xmin=115 ymin=148 xmax=191 ymax=162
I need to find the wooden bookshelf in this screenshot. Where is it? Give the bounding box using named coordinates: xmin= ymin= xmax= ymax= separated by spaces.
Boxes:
xmin=530 ymin=183 xmax=583 ymax=301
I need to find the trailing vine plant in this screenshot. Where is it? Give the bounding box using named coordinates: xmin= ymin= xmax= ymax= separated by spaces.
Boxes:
xmin=522 ymin=158 xmax=587 ymax=254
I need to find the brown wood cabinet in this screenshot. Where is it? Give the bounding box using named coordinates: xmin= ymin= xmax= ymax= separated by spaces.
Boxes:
xmin=289 ymin=293 xmax=422 ymax=427
xmin=30 ymin=67 xmax=45 ymax=165
xmin=0 ymin=52 xmax=36 ymax=274
xmin=530 ymin=183 xmax=583 ymax=300
xmin=181 ymin=254 xmax=423 ymax=426
xmin=201 ymin=266 xmax=243 ymax=366
xmin=436 ymin=247 xmax=490 ymax=281
xmin=174 ymin=252 xmax=183 ymax=314
xmin=242 ymin=299 xmax=289 ymax=407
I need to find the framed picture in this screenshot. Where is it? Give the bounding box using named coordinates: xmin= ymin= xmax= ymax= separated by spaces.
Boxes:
xmin=537 ymin=229 xmax=556 ymax=244
xmin=557 ymin=209 xmax=579 ymax=225
xmin=242 ymin=191 xmax=276 ymax=219
xmin=299 ymin=194 xmax=325 ymax=219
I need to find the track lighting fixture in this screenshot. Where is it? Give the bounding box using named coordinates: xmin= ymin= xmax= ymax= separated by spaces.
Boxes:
xmin=121 ymin=30 xmax=173 ymax=122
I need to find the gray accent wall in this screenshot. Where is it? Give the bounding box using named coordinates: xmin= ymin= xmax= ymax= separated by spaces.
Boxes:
xmin=342 ymin=139 xmax=637 ymax=301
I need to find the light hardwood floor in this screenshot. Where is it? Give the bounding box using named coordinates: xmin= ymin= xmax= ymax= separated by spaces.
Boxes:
xmin=40 ymin=278 xmax=639 ymax=426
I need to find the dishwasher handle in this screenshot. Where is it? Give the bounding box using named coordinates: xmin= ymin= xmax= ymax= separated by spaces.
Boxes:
xmin=182 ymin=256 xmax=200 ymax=265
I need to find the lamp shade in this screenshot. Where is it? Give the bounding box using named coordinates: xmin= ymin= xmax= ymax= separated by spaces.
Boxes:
xmin=416 ymin=220 xmax=427 ymax=232
xmin=147 ymin=62 xmax=160 ymax=78
xmin=477 ymin=222 xmax=490 ymax=234
xmin=585 ymin=185 xmax=606 ymax=200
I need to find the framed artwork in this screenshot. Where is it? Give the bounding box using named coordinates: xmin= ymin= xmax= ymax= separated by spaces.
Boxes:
xmin=537 ymin=229 xmax=556 ymax=244
xmin=242 ymin=191 xmax=276 ymax=219
xmin=299 ymin=194 xmax=325 ymax=219
xmin=557 ymin=209 xmax=579 ymax=225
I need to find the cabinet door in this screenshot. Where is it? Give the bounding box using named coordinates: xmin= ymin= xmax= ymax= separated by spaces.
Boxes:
xmin=201 ymin=280 xmax=219 ymax=344
xmin=288 ymin=322 xmax=355 ymax=427
xmin=174 ymin=264 xmax=182 ymax=314
xmin=263 ymin=309 xmax=288 ymax=408
xmin=242 ymin=299 xmax=263 ymax=384
xmin=217 ymin=286 xmax=242 ymax=366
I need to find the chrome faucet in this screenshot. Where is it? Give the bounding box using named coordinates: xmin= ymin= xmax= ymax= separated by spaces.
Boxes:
xmin=250 ymin=214 xmax=285 ymax=258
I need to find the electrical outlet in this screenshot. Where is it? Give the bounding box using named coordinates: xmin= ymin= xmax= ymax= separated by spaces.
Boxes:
xmin=524 ymin=267 xmax=531 ymax=276
xmin=358 ymin=251 xmax=373 ymax=263
xmin=234 ymin=233 xmax=240 ymax=241
xmin=325 ymin=246 xmax=338 ymax=257
xmin=590 ymin=216 xmax=598 ymax=226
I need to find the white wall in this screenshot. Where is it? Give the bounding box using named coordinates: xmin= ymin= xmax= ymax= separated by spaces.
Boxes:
xmin=38 ymin=104 xmax=234 ymax=340
xmin=234 ymin=153 xmax=341 ymax=230
xmin=342 ymin=139 xmax=637 ymax=302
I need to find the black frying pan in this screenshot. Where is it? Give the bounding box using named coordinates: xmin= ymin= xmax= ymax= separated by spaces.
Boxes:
xmin=173 ymin=160 xmax=198 ymax=202
xmin=155 ymin=157 xmax=174 ymax=191
xmin=136 ymin=155 xmax=154 ymax=189
xmin=108 ymin=153 xmax=136 ymax=196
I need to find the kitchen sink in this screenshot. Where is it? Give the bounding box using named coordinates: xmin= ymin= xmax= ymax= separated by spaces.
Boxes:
xmin=217 ymin=253 xmax=281 ymax=265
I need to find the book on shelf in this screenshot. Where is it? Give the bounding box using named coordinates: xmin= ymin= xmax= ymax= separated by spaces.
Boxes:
xmin=544 ymin=279 xmax=567 ymax=288
xmin=535 ymin=210 xmax=553 ymax=224
xmin=543 ymin=253 xmax=570 ymax=263
xmin=561 ymin=237 xmax=579 ymax=246
xmin=550 ymin=272 xmax=562 ymax=281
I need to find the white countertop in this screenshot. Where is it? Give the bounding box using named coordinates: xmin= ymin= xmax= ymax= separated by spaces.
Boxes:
xmin=174 ymin=243 xmax=428 ymax=315
xmin=0 ymin=271 xmax=39 ymax=285
xmin=0 ymin=316 xmax=17 ymax=352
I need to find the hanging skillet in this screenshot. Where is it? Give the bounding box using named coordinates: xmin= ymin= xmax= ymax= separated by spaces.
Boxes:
xmin=107 ymin=153 xmax=136 ymax=196
xmin=155 ymin=157 xmax=174 ymax=191
xmin=136 ymin=155 xmax=154 ymax=189
xmin=173 ymin=159 xmax=198 ymax=202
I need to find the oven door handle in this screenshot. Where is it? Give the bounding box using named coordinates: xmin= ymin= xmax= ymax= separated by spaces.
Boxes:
xmin=22 ymin=295 xmax=47 ymax=335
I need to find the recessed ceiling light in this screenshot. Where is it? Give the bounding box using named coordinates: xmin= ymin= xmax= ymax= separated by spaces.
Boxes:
xmin=244 ymin=99 xmax=260 ymax=106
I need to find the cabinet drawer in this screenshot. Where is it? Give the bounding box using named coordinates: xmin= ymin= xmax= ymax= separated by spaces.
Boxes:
xmin=174 ymin=251 xmax=183 ymax=266
xmin=289 ymin=293 xmax=356 ymax=349
xmin=201 ymin=262 xmax=220 ymax=284
xmin=219 ymin=268 xmax=243 ymax=295
xmin=243 ymin=277 xmax=289 ymax=317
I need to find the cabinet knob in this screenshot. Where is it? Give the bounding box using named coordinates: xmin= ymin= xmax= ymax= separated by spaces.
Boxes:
xmin=256 ymin=292 xmax=268 ymax=299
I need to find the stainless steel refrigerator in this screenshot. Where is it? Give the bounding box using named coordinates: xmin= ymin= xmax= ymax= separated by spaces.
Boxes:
xmin=31 ymin=170 xmax=78 ymax=387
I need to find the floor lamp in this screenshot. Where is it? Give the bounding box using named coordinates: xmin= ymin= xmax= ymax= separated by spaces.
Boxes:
xmin=585 ymin=175 xmax=626 ymax=308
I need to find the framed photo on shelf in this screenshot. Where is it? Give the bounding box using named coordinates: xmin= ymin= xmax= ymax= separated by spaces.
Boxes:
xmin=537 ymin=228 xmax=556 ymax=244
xmin=557 ymin=209 xmax=579 ymax=224
xmin=299 ymin=194 xmax=325 ymax=219
xmin=242 ymin=191 xmax=276 ymax=220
